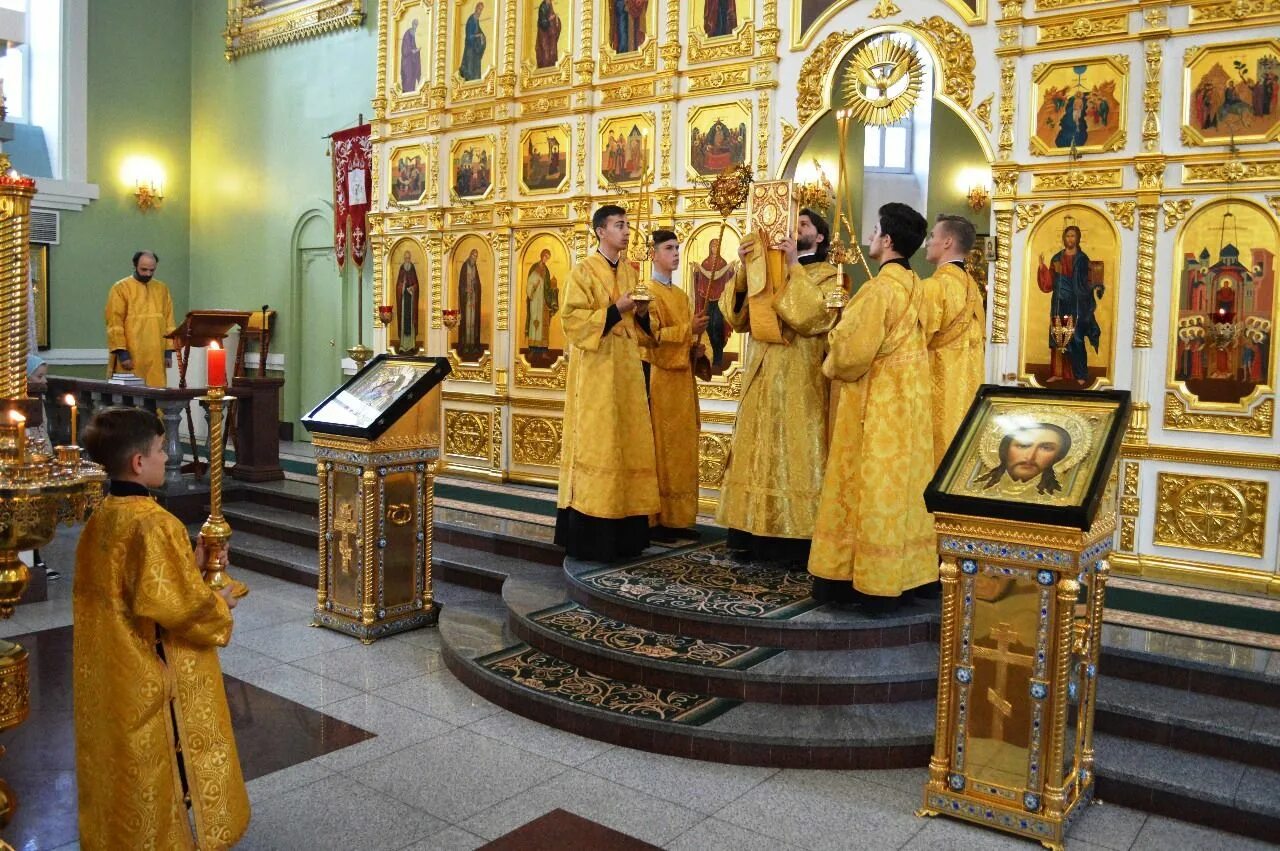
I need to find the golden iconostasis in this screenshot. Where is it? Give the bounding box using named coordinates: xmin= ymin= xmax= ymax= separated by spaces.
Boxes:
xmin=362 ymin=0 xmax=1280 ymax=596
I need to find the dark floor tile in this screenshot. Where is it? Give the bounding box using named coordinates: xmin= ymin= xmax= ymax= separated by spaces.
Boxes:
xmin=480 ymin=808 xmax=661 ymax=851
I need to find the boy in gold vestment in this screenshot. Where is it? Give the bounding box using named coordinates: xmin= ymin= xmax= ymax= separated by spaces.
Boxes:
xmin=809 ymin=203 xmax=937 ymax=612
xmin=74 ymin=407 xmax=248 ymax=849
xmin=555 ymin=205 xmax=661 ymax=561
xmin=922 ymin=214 xmax=986 ymax=467
xmin=716 ymin=209 xmax=843 ymax=565
xmin=639 ymin=229 xmax=708 ymax=539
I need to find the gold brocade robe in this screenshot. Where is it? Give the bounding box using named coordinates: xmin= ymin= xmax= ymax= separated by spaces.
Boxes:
xmin=716 ymin=251 xmax=842 ymax=539
xmin=105 ymin=276 xmax=177 ymax=387
xmin=923 ymin=262 xmax=986 ymax=465
xmin=639 ymin=280 xmax=700 ymax=528
xmin=73 ymin=495 xmax=249 ymax=850
xmin=557 ymin=254 xmax=660 ymax=519
xmin=809 ymin=263 xmax=937 ymax=596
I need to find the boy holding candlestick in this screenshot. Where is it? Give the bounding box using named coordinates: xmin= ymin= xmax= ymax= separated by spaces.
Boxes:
xmin=73 ymin=406 xmax=249 ymax=849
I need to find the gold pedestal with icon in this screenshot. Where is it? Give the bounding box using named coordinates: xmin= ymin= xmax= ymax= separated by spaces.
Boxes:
xmin=302 ymin=354 xmax=451 ymax=643
xmin=918 ymin=386 xmax=1131 ymax=851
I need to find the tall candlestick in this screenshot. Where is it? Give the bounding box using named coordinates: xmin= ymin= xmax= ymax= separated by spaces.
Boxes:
xmin=207 ymin=342 xmax=226 ymax=388
xmin=64 ymin=394 xmax=78 ymax=445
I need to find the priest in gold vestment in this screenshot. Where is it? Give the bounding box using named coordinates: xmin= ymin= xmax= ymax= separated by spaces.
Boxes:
xmin=639 ymin=229 xmax=708 ymax=539
xmin=105 ymin=250 xmax=176 ymax=387
xmin=74 ymin=407 xmax=249 ymax=849
xmin=922 ymin=214 xmax=987 ymax=466
xmin=809 ymin=203 xmax=937 ymax=611
xmin=716 ymin=209 xmax=843 ymax=564
xmin=555 ymin=205 xmax=661 ymax=561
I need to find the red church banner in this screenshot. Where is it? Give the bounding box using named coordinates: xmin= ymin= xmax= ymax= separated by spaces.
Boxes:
xmin=331 ymin=124 xmax=372 ymax=269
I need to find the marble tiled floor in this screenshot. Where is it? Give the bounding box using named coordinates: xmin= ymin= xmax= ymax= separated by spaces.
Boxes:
xmin=4 ymin=527 xmax=1278 ymax=850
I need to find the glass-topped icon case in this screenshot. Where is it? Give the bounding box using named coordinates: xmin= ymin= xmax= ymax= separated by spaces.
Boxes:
xmin=925 ymin=385 xmax=1131 ymax=530
xmin=302 ymin=354 xmax=450 ymax=440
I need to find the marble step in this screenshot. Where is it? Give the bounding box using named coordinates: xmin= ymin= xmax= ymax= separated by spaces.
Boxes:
xmin=227 ymin=482 xmax=565 ymax=565
xmin=1093 ymin=733 xmax=1280 ymax=844
xmin=1094 ymin=677 xmax=1280 ymax=770
xmin=563 ymin=552 xmax=939 ymax=651
xmin=503 ymin=573 xmax=939 ymax=705
xmin=439 ymin=593 xmax=936 ymax=769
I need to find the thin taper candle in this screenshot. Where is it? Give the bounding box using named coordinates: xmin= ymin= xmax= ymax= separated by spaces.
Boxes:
xmin=64 ymin=393 xmax=78 ymax=445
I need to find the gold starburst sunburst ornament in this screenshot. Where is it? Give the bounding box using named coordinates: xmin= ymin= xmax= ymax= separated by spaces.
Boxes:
xmin=840 ymin=37 xmax=925 ymax=126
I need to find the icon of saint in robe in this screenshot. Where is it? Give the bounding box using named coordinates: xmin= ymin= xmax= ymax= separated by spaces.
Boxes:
xmin=703 ymin=0 xmax=737 ymax=37
xmin=396 ymin=251 xmax=420 ymax=352
xmin=457 ymin=248 xmax=484 ymax=358
xmin=1036 ymin=225 xmax=1103 ymax=384
xmin=400 ymin=19 xmax=421 ymax=92
xmin=525 ymin=249 xmax=559 ymax=351
xmin=535 ymin=0 xmax=561 ymax=68
xmin=459 ymin=2 xmax=487 ymax=81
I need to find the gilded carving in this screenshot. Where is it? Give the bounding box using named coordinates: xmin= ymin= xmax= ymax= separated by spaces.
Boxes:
xmin=688 ymin=67 xmax=751 ymax=93
xmin=1163 ymin=392 xmax=1274 ymax=437
xmin=601 ymin=80 xmax=657 ymax=105
xmin=757 ymin=93 xmax=770 ymax=179
xmin=869 ymin=0 xmax=902 ymax=18
xmin=1106 ymin=201 xmax=1136 ymax=230
xmin=1269 ymin=196 xmax=1280 ymax=218
xmin=1161 ymin=199 xmax=1194 ymax=231
xmin=444 ymin=409 xmax=491 ymax=459
xmin=1014 ymin=203 xmax=1044 ymax=232
xmin=514 ymin=354 xmax=568 ymax=390
xmin=1183 ymin=160 xmax=1280 ymax=184
xmin=697 ymin=432 xmax=732 ymax=486
xmin=688 ymin=20 xmax=755 ymax=64
xmin=972 ymin=94 xmax=994 ymax=133
xmin=796 ymin=30 xmax=859 ymax=129
xmin=906 ymin=17 xmax=975 ymax=110
xmin=999 ymin=58 xmax=1016 ymax=160
xmin=1188 ymin=0 xmax=1280 ymax=26
xmin=1135 ymin=158 xmax=1165 ymax=191
xmin=491 ymin=405 xmax=503 ymax=469
xmin=1142 ymin=41 xmax=1162 ymax=153
xmin=1154 ymin=473 xmax=1267 ymax=558
xmin=697 ymin=364 xmax=743 ymax=401
xmin=1134 ymin=205 xmax=1156 ymax=347
xmin=446 ymin=349 xmax=494 ymax=383
xmin=1037 ymin=13 xmax=1127 ymax=45
xmin=511 ymin=414 xmax=563 ymax=466
xmin=992 ymin=166 xmax=1019 ymax=198
xmin=225 ymin=0 xmax=364 ymax=60
xmin=992 ymin=208 xmax=1013 ymax=344
xmin=780 ymin=118 xmax=797 ymax=151
xmin=1032 ymin=169 xmax=1124 ymax=193
xmin=1119 ymin=516 xmax=1136 ymax=552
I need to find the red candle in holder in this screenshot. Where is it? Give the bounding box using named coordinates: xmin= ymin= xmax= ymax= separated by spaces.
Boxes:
xmin=208 ymin=341 xmax=226 ymax=387
xmin=378 ymin=305 xmax=394 ymax=325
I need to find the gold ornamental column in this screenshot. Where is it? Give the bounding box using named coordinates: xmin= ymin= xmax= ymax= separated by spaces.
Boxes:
xmin=0 ymin=157 xmax=106 ymax=834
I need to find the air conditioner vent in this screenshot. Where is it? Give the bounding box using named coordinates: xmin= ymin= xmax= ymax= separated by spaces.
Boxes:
xmin=30 ymin=209 xmax=59 ymax=244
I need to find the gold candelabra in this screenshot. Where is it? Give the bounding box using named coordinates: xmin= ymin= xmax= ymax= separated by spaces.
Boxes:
xmin=197 ymin=386 xmax=248 ymax=597
xmin=0 ymin=155 xmax=107 ymax=835
xmin=1051 ymin=315 xmax=1077 ymax=353
xmin=828 ymin=110 xmax=874 ymax=282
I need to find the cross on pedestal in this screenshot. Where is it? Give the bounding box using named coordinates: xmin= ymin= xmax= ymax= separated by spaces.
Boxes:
xmin=973 ymin=621 xmax=1035 ymax=740
xmin=334 ymin=502 xmax=358 ymax=576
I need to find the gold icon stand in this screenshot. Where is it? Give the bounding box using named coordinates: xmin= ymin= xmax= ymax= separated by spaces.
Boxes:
xmin=917 ymin=511 xmax=1112 ymax=850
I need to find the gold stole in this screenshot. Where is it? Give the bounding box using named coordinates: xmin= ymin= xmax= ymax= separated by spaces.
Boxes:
xmin=930 ymin=266 xmax=981 ymax=350
xmin=745 ymin=230 xmax=789 ymax=345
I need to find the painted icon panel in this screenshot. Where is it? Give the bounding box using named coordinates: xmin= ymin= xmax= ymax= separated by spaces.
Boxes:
xmin=389 ymin=144 xmax=429 ymax=205
xmin=517 ymin=233 xmax=570 ymax=367
xmin=448 ymin=234 xmax=494 ymax=363
xmin=1182 ymin=39 xmax=1280 ymax=146
xmin=395 ymin=3 xmax=429 ymax=95
xmin=1031 ymin=57 xmax=1128 ymax=155
xmin=687 ymin=102 xmax=751 ymax=180
xmin=519 ymin=125 xmax=570 ymax=194
xmin=598 ymin=113 xmax=654 ymax=188
xmin=454 ymin=0 xmax=496 ymax=84
xmin=450 ymin=136 xmax=495 ymax=201
xmin=388 ymin=237 xmax=427 ymax=354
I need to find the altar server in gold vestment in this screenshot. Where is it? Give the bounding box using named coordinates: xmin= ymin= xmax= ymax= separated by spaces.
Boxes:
xmin=105 ymin=250 xmax=176 ymax=387
xmin=809 ymin=203 xmax=937 ymax=611
xmin=640 ymin=229 xmax=708 ymax=539
xmin=923 ymin=214 xmax=987 ymax=467
xmin=717 ymin=209 xmax=843 ymax=565
xmin=74 ymin=407 xmax=248 ymax=849
xmin=555 ymin=205 xmax=660 ymax=561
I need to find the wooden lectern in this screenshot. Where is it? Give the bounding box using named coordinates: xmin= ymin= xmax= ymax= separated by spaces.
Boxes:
xmin=302 ymin=355 xmax=451 ymax=643
xmin=166 ymin=311 xmax=254 ymax=474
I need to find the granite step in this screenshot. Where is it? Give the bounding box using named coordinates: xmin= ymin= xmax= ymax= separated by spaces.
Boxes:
xmin=1093 ymin=733 xmax=1280 ymax=844
xmin=503 ymin=573 xmax=939 ymax=705
xmin=563 ymin=551 xmax=938 ymax=651
xmin=439 ymin=595 xmax=936 ymax=769
xmin=1094 ymin=677 xmax=1280 ymax=770
xmin=223 ymin=502 xmax=317 ymax=548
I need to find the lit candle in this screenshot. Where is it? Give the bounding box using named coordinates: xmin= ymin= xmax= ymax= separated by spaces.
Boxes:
xmin=10 ymin=411 xmax=25 ymax=462
xmin=208 ymin=341 xmax=226 ymax=388
xmin=65 ymin=393 xmax=78 ymax=445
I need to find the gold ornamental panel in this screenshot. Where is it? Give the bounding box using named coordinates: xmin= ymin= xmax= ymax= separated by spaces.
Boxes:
xmin=224 ymin=0 xmax=364 ymax=60
xmin=1031 ymin=168 xmax=1124 ymax=194
xmin=1188 ymin=0 xmax=1280 ymax=28
xmin=697 ymin=431 xmax=732 ymax=487
xmin=511 ymin=414 xmax=564 ymax=467
xmin=1154 ymin=473 xmax=1268 ymax=558
xmin=1163 ymin=392 xmax=1274 ymax=437
xmin=444 ymin=409 xmax=493 ymax=460
xmin=1035 ymin=13 xmax=1128 ymax=47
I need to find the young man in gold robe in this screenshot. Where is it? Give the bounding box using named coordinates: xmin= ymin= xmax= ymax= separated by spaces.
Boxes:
xmin=923 ymin=214 xmax=986 ymax=466
xmin=717 ymin=209 xmax=844 ymax=565
xmin=74 ymin=407 xmax=249 ymax=849
xmin=105 ymin=250 xmax=176 ymax=387
xmin=555 ymin=205 xmax=661 ymax=561
xmin=639 ymin=229 xmax=709 ymax=540
xmin=809 ymin=203 xmax=936 ymax=612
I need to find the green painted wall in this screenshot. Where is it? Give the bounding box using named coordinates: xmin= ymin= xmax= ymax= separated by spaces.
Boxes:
xmin=51 ymin=0 xmax=192 ymax=356
xmin=188 ymin=4 xmax=377 ymax=424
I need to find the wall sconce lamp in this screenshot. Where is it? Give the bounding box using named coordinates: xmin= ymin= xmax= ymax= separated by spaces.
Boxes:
xmin=956 ymin=167 xmax=993 ymax=213
xmin=967 ymin=184 xmax=990 ymax=212
xmin=121 ymin=156 xmax=166 ymax=212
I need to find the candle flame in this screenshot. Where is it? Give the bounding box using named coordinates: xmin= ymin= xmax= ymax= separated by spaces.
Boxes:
xmin=9 ymin=411 xmax=25 ymax=424
xmin=210 ymin=341 xmax=222 ymax=350
xmin=65 ymin=393 xmax=76 ymax=406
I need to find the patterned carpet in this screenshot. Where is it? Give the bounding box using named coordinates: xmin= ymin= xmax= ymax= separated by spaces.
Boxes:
xmin=531 ymin=602 xmax=781 ymax=669
xmin=479 ymin=644 xmax=737 ymax=724
xmin=578 ymin=544 xmax=820 ymax=620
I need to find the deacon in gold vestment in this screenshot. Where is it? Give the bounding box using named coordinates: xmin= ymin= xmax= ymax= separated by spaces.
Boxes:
xmin=809 ymin=203 xmax=937 ymax=611
xmin=922 ymin=214 xmax=987 ymax=466
xmin=74 ymin=408 xmax=248 ymax=849
xmin=638 ymin=229 xmax=708 ymax=537
xmin=555 ymin=205 xmax=661 ymax=561
xmin=716 ymin=209 xmax=843 ymax=564
xmin=105 ymin=250 xmax=176 ymax=387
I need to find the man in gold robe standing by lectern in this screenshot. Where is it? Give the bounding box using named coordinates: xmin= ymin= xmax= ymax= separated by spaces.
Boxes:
xmin=105 ymin=250 xmax=176 ymax=387
xmin=922 ymin=214 xmax=987 ymax=465
xmin=809 ymin=203 xmax=936 ymax=612
xmin=555 ymin=205 xmax=660 ymax=561
xmin=716 ymin=209 xmax=843 ymax=566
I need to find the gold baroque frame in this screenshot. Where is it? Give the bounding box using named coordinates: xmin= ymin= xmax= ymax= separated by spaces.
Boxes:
xmin=518 ymin=0 xmax=573 ymax=91
xmin=388 ymin=143 xmax=431 ymax=206
xmin=517 ymin=125 xmax=572 ymax=195
xmin=596 ymin=0 xmax=658 ymax=78
xmin=789 ymin=0 xmax=985 ymax=52
xmin=225 ymin=0 xmax=365 ymax=60
xmin=1181 ymin=39 xmax=1280 ymax=148
xmin=688 ymin=0 xmax=754 ymax=65
xmin=1029 ymin=55 xmax=1130 ymax=157
xmin=450 ymin=0 xmax=497 ymax=101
